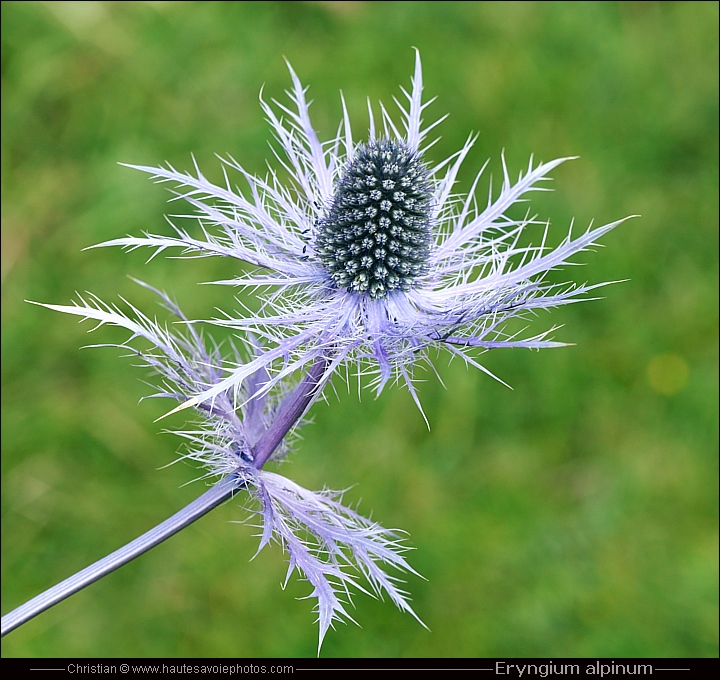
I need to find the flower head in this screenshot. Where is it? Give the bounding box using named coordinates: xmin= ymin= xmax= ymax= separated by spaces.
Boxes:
xmin=315 ymin=137 xmax=434 ymax=298
xmin=101 ymin=51 xmax=630 ymax=413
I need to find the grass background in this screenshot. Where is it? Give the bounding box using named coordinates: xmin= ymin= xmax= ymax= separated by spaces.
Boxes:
xmin=2 ymin=0 xmax=717 ymax=659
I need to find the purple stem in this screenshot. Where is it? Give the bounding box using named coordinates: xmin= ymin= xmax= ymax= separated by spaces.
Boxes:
xmin=1 ymin=476 xmax=240 ymax=636
xmin=252 ymin=356 xmax=329 ymax=469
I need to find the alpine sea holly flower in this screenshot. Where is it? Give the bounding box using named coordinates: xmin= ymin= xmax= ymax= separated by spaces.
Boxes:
xmin=2 ymin=51 xmax=628 ymax=654
xmin=3 ymin=283 xmax=421 ymax=650
xmin=100 ymin=50 xmax=631 ymax=416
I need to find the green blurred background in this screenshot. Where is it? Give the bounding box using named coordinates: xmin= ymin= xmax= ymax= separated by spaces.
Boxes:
xmin=2 ymin=1 xmax=717 ymax=659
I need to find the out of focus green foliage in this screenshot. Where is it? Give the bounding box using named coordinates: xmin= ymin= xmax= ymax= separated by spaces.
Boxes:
xmin=2 ymin=1 xmax=717 ymax=658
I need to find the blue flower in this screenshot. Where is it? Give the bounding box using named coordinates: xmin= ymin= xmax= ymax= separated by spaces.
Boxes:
xmin=101 ymin=51 xmax=630 ymax=415
xmin=15 ymin=52 xmax=632 ymax=652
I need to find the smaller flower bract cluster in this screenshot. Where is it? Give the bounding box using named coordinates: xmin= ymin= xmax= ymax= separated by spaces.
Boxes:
xmin=40 ymin=281 xmax=421 ymax=651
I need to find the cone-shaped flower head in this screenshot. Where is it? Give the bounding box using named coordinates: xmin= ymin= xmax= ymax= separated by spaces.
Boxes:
xmin=316 ymin=138 xmax=433 ymax=298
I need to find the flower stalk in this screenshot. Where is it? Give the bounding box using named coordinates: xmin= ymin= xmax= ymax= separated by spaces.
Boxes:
xmin=251 ymin=356 xmax=329 ymax=469
xmin=1 ymin=476 xmax=239 ymax=637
